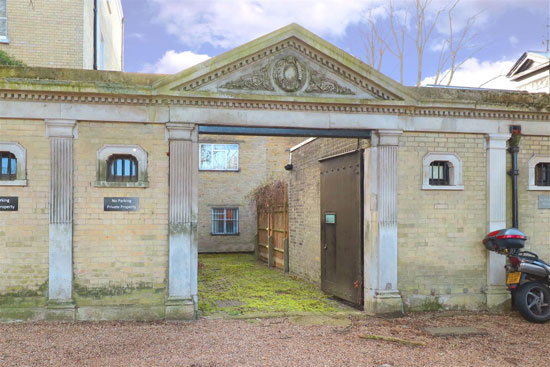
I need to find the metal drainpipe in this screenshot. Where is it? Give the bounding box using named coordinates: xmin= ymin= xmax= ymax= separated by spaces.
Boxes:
xmin=93 ymin=0 xmax=98 ymax=70
xmin=507 ymin=126 xmax=522 ymax=228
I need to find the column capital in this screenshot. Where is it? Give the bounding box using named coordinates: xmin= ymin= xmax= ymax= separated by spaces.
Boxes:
xmin=165 ymin=123 xmax=197 ymax=141
xmin=45 ymin=119 xmax=77 ymax=138
xmin=486 ymin=133 xmax=511 ymax=150
xmin=372 ymin=129 xmax=403 ymax=147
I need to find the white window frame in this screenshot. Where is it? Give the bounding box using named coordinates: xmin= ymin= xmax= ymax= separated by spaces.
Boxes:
xmin=528 ymin=155 xmax=550 ymax=191
xmin=199 ymin=143 xmax=239 ymax=171
xmin=422 ymin=152 xmax=464 ymax=190
xmin=0 ymin=142 xmax=26 ymax=186
xmin=94 ymin=145 xmax=148 ymax=188
xmin=0 ymin=0 xmax=8 ymax=43
xmin=211 ymin=207 xmax=239 ymax=235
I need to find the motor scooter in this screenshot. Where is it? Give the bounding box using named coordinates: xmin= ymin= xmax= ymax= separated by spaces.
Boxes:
xmin=483 ymin=228 xmax=550 ymax=323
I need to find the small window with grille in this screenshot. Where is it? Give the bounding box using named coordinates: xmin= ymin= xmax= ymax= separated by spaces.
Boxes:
xmin=107 ymin=155 xmax=138 ymax=182
xmin=429 ymin=161 xmax=450 ymax=186
xmin=211 ymin=208 xmax=239 ymax=235
xmin=0 ymin=151 xmax=16 ymax=181
xmin=535 ymin=162 xmax=550 ymax=186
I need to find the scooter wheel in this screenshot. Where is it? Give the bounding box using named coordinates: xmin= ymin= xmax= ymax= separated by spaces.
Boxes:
xmin=515 ymin=281 xmax=550 ymax=323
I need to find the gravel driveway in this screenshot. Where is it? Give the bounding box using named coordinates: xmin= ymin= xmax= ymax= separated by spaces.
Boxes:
xmin=1 ymin=311 xmax=548 ymax=367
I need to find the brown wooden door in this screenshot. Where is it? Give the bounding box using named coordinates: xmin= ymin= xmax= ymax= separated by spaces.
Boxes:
xmin=320 ymin=150 xmax=363 ymax=306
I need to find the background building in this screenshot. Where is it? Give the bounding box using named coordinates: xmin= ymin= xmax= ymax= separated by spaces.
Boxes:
xmin=0 ymin=0 xmax=123 ymax=71
xmin=507 ymin=51 xmax=550 ymax=93
xmin=198 ymin=135 xmax=300 ymax=253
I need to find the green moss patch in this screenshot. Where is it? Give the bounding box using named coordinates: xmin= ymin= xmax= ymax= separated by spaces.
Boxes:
xmin=73 ymin=282 xmax=164 ymax=306
xmin=198 ymin=253 xmax=344 ymax=316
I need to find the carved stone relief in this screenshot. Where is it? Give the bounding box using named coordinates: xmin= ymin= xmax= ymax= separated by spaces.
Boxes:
xmin=219 ymin=55 xmax=355 ymax=95
xmin=220 ymin=67 xmax=274 ymax=91
xmin=272 ymin=56 xmax=306 ymax=92
xmin=306 ymin=70 xmax=353 ymax=95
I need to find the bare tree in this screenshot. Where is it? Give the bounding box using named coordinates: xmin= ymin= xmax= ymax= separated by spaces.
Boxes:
xmin=414 ymin=0 xmax=441 ymax=86
xmin=363 ymin=0 xmax=479 ymax=87
xmin=363 ymin=12 xmax=386 ymax=72
xmin=441 ymin=1 xmax=480 ymax=85
xmin=387 ymin=0 xmax=408 ymax=85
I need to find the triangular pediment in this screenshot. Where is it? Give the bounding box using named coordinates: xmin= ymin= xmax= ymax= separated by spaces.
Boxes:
xmin=507 ymin=51 xmax=550 ymax=81
xmin=154 ymin=24 xmax=415 ymax=102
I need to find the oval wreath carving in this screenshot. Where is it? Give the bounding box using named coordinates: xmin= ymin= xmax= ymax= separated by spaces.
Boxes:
xmin=272 ymin=56 xmax=306 ymax=92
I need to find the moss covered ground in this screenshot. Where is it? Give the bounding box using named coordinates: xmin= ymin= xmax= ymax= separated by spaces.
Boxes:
xmin=198 ymin=253 xmax=347 ymax=316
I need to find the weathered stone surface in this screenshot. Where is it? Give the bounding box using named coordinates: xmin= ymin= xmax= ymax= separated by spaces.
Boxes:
xmin=424 ymin=327 xmax=488 ymax=337
xmin=289 ymin=314 xmax=351 ymax=327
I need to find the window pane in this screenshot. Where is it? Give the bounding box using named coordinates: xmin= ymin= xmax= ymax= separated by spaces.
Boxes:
xmin=10 ymin=158 xmax=16 ymax=174
xmin=1 ymin=156 xmax=7 ymax=175
xmin=227 ymin=148 xmax=238 ymax=170
xmin=212 ymin=150 xmax=226 ymax=170
xmin=0 ymin=0 xmax=5 ymax=17
xmin=430 ymin=165 xmax=437 ymax=179
xmin=199 ymin=144 xmax=212 ymax=169
xmin=0 ymin=19 xmax=6 ymax=38
xmin=124 ymin=159 xmax=131 ymax=176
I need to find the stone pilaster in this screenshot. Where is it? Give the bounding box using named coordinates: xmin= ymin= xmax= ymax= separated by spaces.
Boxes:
xmin=45 ymin=119 xmax=77 ymax=320
xmin=165 ymin=123 xmax=198 ymax=320
xmin=364 ymin=130 xmax=404 ymax=315
xmin=486 ymin=133 xmax=511 ymax=309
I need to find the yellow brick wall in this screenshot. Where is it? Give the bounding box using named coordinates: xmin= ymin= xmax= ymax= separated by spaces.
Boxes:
xmin=397 ymin=132 xmax=488 ymax=308
xmin=0 ymin=119 xmax=49 ymax=293
xmin=0 ymin=0 xmax=85 ymax=68
xmin=288 ymin=137 xmax=363 ymax=284
xmin=515 ymin=136 xmax=550 ymax=259
xmin=73 ymin=122 xmax=169 ymax=290
xmin=198 ymin=135 xmax=300 ymax=253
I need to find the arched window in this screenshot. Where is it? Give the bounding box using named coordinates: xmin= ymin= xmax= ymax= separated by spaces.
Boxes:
xmin=106 ymin=155 xmax=138 ymax=182
xmin=422 ymin=152 xmax=463 ymax=190
xmin=535 ymin=162 xmax=550 ymax=186
xmin=0 ymin=151 xmax=16 ymax=181
xmin=429 ymin=161 xmax=450 ymax=186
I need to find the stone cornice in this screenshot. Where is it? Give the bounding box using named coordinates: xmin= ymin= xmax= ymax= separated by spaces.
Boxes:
xmin=2 ymin=90 xmax=550 ymax=122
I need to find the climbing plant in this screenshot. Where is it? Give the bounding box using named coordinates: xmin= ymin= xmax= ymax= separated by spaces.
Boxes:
xmin=0 ymin=50 xmax=25 ymax=67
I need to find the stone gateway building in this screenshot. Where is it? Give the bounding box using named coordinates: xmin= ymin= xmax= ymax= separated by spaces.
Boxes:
xmin=1 ymin=24 xmax=550 ymax=321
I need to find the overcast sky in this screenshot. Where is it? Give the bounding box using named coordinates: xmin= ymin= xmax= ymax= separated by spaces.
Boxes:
xmin=121 ymin=0 xmax=550 ymax=89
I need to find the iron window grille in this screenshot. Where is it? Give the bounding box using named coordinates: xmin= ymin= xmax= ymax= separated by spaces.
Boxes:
xmin=0 ymin=151 xmax=16 ymax=181
xmin=429 ymin=161 xmax=450 ymax=186
xmin=199 ymin=143 xmax=239 ymax=171
xmin=535 ymin=162 xmax=550 ymax=186
xmin=211 ymin=208 xmax=239 ymax=234
xmin=106 ymin=155 xmax=138 ymax=182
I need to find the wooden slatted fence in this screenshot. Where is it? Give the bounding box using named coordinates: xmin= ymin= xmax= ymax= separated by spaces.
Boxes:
xmin=255 ymin=186 xmax=289 ymax=272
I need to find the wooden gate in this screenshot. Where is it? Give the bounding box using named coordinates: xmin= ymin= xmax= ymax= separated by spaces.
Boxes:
xmin=256 ymin=186 xmax=289 ymax=271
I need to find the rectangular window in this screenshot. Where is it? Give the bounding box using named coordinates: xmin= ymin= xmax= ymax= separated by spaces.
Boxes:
xmin=211 ymin=208 xmax=239 ymax=234
xmin=429 ymin=161 xmax=450 ymax=186
xmin=0 ymin=0 xmax=8 ymax=41
xmin=200 ymin=144 xmax=239 ymax=171
xmin=535 ymin=162 xmax=550 ymax=186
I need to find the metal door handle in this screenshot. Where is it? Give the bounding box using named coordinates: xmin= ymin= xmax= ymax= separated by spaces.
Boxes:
xmin=323 ymin=244 xmax=327 ymax=250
